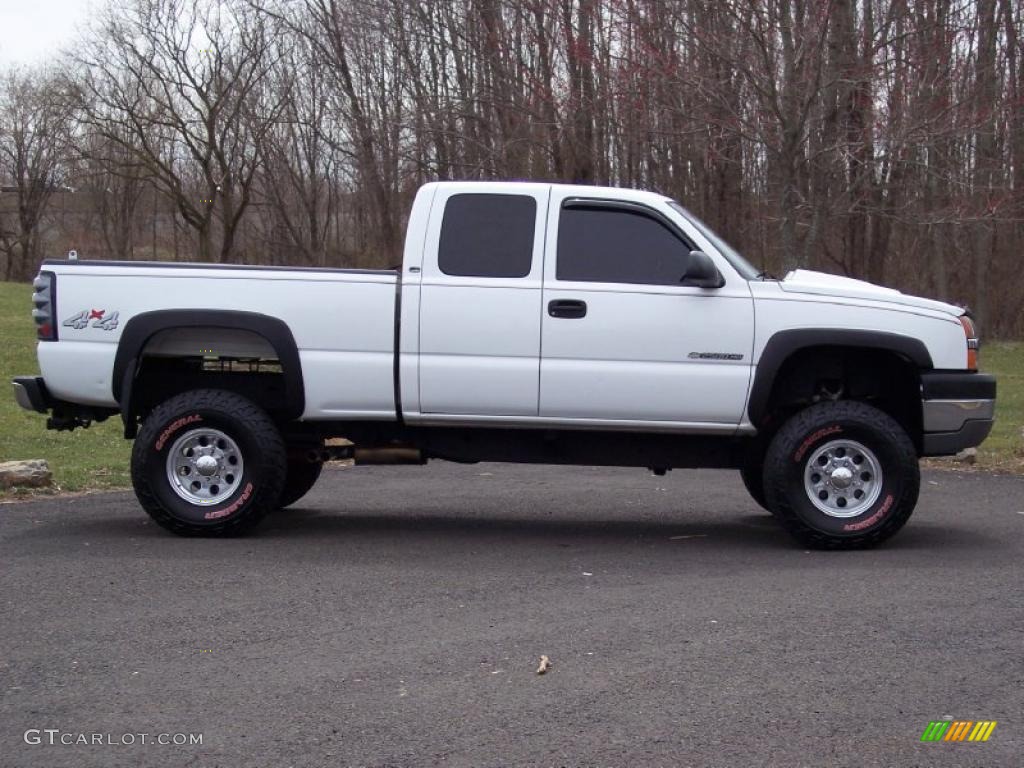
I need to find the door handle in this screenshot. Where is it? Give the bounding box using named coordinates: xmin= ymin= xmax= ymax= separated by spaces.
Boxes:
xmin=548 ymin=299 xmax=587 ymax=319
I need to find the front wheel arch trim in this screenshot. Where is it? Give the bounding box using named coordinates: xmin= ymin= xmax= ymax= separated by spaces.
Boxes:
xmin=747 ymin=329 xmax=932 ymax=427
xmin=113 ymin=310 xmax=305 ymax=435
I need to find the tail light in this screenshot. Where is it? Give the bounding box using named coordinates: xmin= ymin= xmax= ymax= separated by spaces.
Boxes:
xmin=959 ymin=313 xmax=978 ymax=370
xmin=32 ymin=271 xmax=57 ymax=341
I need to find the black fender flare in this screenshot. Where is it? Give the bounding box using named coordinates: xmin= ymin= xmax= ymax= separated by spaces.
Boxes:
xmin=747 ymin=329 xmax=932 ymax=427
xmin=113 ymin=310 xmax=305 ymax=434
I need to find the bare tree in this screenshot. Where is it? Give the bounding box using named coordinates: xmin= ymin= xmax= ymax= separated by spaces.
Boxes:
xmin=71 ymin=128 xmax=149 ymax=260
xmin=3 ymin=0 xmax=1023 ymax=335
xmin=255 ymin=32 xmax=340 ymax=265
xmin=74 ymin=0 xmax=279 ymax=263
xmin=0 ymin=68 xmax=71 ymax=280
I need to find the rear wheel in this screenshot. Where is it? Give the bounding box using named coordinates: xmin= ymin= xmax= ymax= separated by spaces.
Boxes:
xmin=763 ymin=400 xmax=919 ymax=549
xmin=131 ymin=389 xmax=286 ymax=536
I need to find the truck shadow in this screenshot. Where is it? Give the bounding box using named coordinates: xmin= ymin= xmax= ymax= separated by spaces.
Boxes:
xmin=243 ymin=505 xmax=997 ymax=555
xmin=259 ymin=507 xmax=791 ymax=548
xmin=7 ymin=498 xmax=1002 ymax=557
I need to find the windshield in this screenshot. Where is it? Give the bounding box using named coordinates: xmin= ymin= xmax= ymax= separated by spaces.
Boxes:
xmin=668 ymin=202 xmax=760 ymax=280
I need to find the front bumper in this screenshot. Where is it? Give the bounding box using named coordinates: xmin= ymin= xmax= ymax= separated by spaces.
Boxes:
xmin=12 ymin=376 xmax=53 ymax=414
xmin=920 ymin=372 xmax=996 ymax=456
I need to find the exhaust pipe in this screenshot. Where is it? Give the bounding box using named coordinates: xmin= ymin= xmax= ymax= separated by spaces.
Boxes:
xmin=304 ymin=444 xmax=424 ymax=465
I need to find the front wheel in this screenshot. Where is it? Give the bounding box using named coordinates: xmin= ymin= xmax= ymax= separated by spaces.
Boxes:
xmin=131 ymin=389 xmax=287 ymax=536
xmin=762 ymin=401 xmax=920 ymax=549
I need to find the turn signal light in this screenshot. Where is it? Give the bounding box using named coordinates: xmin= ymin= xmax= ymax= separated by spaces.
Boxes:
xmin=960 ymin=315 xmax=979 ymax=370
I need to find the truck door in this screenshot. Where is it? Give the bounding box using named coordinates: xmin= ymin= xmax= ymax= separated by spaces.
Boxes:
xmin=539 ymin=191 xmax=754 ymax=427
xmin=417 ymin=183 xmax=550 ymax=416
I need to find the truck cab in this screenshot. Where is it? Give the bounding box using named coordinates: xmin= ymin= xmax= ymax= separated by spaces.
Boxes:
xmin=405 ymin=182 xmax=755 ymax=429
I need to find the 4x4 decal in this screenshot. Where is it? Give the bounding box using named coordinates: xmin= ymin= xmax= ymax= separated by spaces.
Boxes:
xmin=63 ymin=309 xmax=120 ymax=331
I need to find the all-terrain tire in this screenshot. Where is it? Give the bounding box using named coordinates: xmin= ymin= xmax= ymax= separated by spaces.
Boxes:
xmin=131 ymin=389 xmax=286 ymax=536
xmin=279 ymin=459 xmax=323 ymax=508
xmin=763 ymin=400 xmax=919 ymax=549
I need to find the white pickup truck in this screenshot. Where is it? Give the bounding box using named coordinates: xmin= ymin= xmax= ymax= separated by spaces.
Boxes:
xmin=13 ymin=182 xmax=995 ymax=547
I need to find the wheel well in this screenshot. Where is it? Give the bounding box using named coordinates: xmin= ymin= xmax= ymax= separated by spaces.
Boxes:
xmin=115 ymin=312 xmax=306 ymax=437
xmin=758 ymin=346 xmax=923 ymax=449
xmin=133 ymin=331 xmax=288 ymax=422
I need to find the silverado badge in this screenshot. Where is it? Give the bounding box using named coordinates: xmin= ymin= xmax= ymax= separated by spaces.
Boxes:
xmin=688 ymin=352 xmax=744 ymax=361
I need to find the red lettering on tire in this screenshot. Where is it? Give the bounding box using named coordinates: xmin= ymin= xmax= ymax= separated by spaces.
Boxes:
xmin=794 ymin=425 xmax=842 ymax=462
xmin=843 ymin=494 xmax=894 ymax=532
xmin=204 ymin=482 xmax=253 ymax=520
xmin=155 ymin=414 xmax=203 ymax=451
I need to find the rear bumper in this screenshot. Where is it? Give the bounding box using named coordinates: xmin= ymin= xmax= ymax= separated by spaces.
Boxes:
xmin=12 ymin=376 xmax=119 ymax=431
xmin=12 ymin=376 xmax=53 ymax=414
xmin=920 ymin=372 xmax=996 ymax=456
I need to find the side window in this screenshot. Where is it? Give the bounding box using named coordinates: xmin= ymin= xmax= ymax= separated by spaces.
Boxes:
xmin=557 ymin=205 xmax=691 ymax=285
xmin=438 ymin=194 xmax=536 ymax=278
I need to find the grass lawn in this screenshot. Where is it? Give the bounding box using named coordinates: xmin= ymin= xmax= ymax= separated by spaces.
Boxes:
xmin=1 ymin=282 xmax=131 ymax=493
xmin=972 ymin=341 xmax=1024 ymax=472
xmin=0 ymin=281 xmax=1021 ymax=495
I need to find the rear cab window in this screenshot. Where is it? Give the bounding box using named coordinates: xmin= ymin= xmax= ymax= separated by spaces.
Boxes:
xmin=438 ymin=194 xmax=537 ymax=278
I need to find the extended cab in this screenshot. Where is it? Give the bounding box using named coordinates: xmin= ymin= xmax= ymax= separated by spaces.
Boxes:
xmin=12 ymin=182 xmax=995 ymax=547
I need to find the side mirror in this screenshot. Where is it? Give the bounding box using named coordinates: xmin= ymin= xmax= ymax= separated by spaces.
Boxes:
xmin=682 ymin=250 xmax=724 ymax=289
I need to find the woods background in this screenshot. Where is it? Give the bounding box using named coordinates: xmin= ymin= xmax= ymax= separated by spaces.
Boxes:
xmin=1 ymin=0 xmax=1021 ymax=335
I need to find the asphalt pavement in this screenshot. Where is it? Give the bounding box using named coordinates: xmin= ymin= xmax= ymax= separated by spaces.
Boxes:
xmin=1 ymin=462 xmax=1022 ymax=768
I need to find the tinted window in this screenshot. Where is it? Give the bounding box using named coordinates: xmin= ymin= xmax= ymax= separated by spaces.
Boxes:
xmin=668 ymin=201 xmax=758 ymax=279
xmin=557 ymin=205 xmax=691 ymax=285
xmin=438 ymin=194 xmax=536 ymax=278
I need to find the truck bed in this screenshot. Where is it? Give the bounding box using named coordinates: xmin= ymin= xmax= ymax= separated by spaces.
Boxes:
xmin=37 ymin=259 xmax=400 ymax=420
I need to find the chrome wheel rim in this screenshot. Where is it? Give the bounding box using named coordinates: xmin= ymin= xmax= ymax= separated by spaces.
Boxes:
xmin=165 ymin=428 xmax=244 ymax=506
xmin=803 ymin=439 xmax=882 ymax=518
